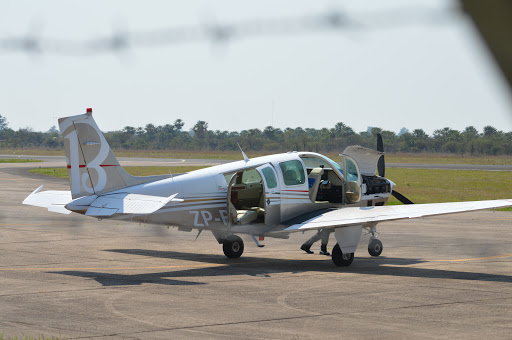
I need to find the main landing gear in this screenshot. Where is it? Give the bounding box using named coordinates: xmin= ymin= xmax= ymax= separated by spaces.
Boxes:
xmin=331 ymin=244 xmax=354 ymax=267
xmin=222 ymin=235 xmax=244 ymax=258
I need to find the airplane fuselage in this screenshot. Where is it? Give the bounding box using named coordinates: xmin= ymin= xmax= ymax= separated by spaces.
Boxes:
xmin=84 ymin=152 xmax=391 ymax=236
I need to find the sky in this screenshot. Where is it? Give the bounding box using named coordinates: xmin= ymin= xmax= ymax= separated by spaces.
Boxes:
xmin=1 ymin=0 xmax=512 ymax=135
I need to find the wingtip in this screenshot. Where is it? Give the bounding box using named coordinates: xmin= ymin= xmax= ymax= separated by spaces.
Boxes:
xmin=22 ymin=185 xmax=44 ymax=205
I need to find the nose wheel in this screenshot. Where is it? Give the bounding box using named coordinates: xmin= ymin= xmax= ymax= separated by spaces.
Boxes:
xmin=368 ymin=238 xmax=383 ymax=257
xmin=223 ymin=235 xmax=244 ymax=258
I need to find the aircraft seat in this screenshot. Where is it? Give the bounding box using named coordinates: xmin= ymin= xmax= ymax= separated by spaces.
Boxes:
xmin=237 ymin=210 xmax=258 ymax=225
xmin=283 ymin=170 xmax=297 ymax=184
xmin=308 ymin=167 xmax=324 ymax=201
xmin=229 ymin=202 xmax=262 ymax=225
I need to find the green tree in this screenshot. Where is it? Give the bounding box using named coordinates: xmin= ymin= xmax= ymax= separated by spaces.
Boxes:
xmin=173 ymin=119 xmax=185 ymax=131
xmin=462 ymin=126 xmax=479 ymax=139
xmin=123 ymin=126 xmax=136 ymax=135
xmin=0 ymin=114 xmax=8 ymax=130
xmin=483 ymin=125 xmax=498 ymax=137
xmin=193 ymin=121 xmax=208 ymax=139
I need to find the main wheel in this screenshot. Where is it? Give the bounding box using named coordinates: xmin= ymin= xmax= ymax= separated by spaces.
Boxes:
xmin=368 ymin=238 xmax=383 ymax=257
xmin=223 ymin=235 xmax=244 ymax=258
xmin=331 ymin=243 xmax=354 ymax=267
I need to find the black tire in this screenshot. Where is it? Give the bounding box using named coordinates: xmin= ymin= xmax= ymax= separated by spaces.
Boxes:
xmin=368 ymin=238 xmax=383 ymax=257
xmin=223 ymin=235 xmax=244 ymax=258
xmin=331 ymin=243 xmax=354 ymax=267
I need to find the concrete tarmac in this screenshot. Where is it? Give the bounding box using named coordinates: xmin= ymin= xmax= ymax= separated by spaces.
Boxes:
xmin=1 ymin=163 xmax=512 ymax=339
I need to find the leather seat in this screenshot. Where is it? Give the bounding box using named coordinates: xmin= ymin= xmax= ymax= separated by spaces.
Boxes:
xmin=229 ymin=202 xmax=262 ymax=225
xmin=308 ymin=167 xmax=324 ymax=201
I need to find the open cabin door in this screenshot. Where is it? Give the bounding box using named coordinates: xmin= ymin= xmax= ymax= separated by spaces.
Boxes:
xmin=255 ymin=164 xmax=281 ymax=225
xmin=340 ymin=154 xmax=362 ymax=204
xmin=226 ymin=173 xmax=238 ymax=231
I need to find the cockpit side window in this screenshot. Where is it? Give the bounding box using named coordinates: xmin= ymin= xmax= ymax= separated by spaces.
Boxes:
xmin=261 ymin=167 xmax=278 ymax=188
xmin=279 ymin=160 xmax=306 ymax=186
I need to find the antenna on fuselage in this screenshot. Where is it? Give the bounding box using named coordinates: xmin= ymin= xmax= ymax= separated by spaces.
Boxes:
xmin=237 ymin=143 xmax=249 ymax=163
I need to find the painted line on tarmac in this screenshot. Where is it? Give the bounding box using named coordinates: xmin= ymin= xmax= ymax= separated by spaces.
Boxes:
xmin=430 ymin=253 xmax=512 ymax=262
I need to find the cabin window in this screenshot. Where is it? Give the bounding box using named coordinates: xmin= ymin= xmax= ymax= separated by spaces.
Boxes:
xmin=346 ymin=158 xmax=359 ymax=181
xmin=261 ymin=167 xmax=278 ymax=188
xmin=279 ymin=160 xmax=306 ymax=186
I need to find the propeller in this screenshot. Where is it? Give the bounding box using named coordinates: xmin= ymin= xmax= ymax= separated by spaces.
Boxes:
xmin=376 ymin=133 xmax=414 ymax=205
xmin=391 ymin=190 xmax=414 ymax=205
xmin=376 ymin=133 xmax=385 ymax=177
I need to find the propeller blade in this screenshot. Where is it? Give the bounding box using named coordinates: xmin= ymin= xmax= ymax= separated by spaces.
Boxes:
xmin=392 ymin=190 xmax=414 ymax=205
xmin=377 ymin=134 xmax=412 ymax=204
xmin=376 ymin=133 xmax=385 ymax=177
xmin=377 ymin=155 xmax=385 ymax=177
xmin=376 ymin=133 xmax=384 ymax=153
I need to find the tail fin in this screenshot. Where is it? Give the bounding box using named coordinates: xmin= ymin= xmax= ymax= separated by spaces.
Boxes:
xmin=59 ymin=109 xmax=169 ymax=199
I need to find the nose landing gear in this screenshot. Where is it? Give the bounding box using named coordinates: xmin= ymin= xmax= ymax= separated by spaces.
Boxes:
xmin=368 ymin=238 xmax=383 ymax=257
xmin=365 ymin=224 xmax=383 ymax=257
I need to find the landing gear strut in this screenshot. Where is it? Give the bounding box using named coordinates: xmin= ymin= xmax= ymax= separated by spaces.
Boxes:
xmin=222 ymin=235 xmax=244 ymax=258
xmin=331 ymin=243 xmax=354 ymax=267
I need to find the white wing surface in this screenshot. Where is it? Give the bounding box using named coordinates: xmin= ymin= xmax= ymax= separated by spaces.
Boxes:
xmin=85 ymin=193 xmax=182 ymax=216
xmin=284 ymin=199 xmax=512 ymax=231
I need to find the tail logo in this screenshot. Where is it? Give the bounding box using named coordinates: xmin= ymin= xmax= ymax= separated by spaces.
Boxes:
xmin=62 ymin=117 xmax=110 ymax=195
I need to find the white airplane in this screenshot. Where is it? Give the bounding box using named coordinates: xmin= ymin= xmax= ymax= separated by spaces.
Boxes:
xmin=23 ymin=109 xmax=512 ymax=266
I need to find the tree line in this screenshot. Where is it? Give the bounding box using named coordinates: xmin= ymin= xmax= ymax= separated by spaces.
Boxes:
xmin=0 ymin=114 xmax=511 ymax=155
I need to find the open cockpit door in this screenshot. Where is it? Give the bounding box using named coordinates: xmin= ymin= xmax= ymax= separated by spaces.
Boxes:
xmin=227 ymin=173 xmax=239 ymax=232
xmin=340 ymin=154 xmax=362 ymax=204
xmin=255 ymin=164 xmax=281 ymax=225
xmin=225 ymin=164 xmax=281 ymax=227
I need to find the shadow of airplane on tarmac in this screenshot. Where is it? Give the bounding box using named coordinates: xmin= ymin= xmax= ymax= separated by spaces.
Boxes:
xmin=47 ymin=248 xmax=512 ymax=287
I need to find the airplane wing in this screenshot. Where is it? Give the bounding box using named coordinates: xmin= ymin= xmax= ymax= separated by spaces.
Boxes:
xmin=22 ymin=185 xmax=73 ymax=214
xmin=283 ymin=199 xmax=512 ymax=232
xmin=85 ymin=192 xmax=182 ymax=216
xmin=23 ymin=186 xmax=183 ymax=216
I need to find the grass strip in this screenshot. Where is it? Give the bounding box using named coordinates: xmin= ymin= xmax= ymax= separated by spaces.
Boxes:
xmin=29 ymin=166 xmax=207 ymax=179
xmin=3 ymin=148 xmax=512 ymax=164
xmin=0 ymin=159 xmax=42 ymax=163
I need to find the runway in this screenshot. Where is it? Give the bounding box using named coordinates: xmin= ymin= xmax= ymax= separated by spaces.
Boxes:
xmin=2 ymin=154 xmax=512 ymax=171
xmin=1 ymin=162 xmax=512 ymax=339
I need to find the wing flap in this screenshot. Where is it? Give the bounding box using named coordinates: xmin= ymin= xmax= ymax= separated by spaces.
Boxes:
xmin=284 ymin=199 xmax=512 ymax=231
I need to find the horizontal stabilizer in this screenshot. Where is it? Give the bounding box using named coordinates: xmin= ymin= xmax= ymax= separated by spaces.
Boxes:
xmin=284 ymin=199 xmax=512 ymax=232
xmin=85 ymin=193 xmax=182 ymax=216
xmin=22 ymin=185 xmax=73 ymax=215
